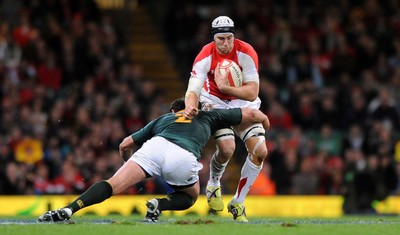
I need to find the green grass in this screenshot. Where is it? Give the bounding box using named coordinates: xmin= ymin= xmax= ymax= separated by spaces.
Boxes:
xmin=1 ymin=215 xmax=399 ymax=235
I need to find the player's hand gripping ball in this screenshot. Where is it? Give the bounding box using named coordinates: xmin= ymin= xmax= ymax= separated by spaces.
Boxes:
xmin=219 ymin=59 xmax=243 ymax=87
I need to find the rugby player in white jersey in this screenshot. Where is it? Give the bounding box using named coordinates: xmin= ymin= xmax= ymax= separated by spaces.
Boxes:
xmin=184 ymin=16 xmax=268 ymax=222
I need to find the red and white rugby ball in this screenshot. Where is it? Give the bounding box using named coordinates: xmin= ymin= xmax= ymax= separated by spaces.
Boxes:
xmin=219 ymin=59 xmax=243 ymax=87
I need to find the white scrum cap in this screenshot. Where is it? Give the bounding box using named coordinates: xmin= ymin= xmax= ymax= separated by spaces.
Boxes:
xmin=211 ymin=16 xmax=235 ymax=36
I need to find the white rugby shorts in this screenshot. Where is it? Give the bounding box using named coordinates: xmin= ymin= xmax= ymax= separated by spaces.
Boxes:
xmin=129 ymin=136 xmax=203 ymax=187
xmin=200 ymin=88 xmax=261 ymax=109
xmin=200 ymin=89 xmax=263 ymax=139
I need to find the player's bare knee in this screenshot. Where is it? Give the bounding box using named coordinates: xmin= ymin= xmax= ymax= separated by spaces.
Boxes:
xmin=216 ymin=147 xmax=235 ymax=163
xmin=215 ymin=135 xmax=235 ymax=163
xmin=253 ymin=145 xmax=268 ymax=165
xmin=246 ymin=135 xmax=267 ymax=165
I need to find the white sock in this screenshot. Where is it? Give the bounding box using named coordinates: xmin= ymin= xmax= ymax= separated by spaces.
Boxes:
xmin=207 ymin=153 xmax=229 ymax=187
xmin=63 ymin=207 xmax=73 ymax=217
xmin=232 ymin=157 xmax=262 ymax=203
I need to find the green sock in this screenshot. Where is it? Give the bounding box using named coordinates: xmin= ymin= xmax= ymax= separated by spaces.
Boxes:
xmin=67 ymin=181 xmax=113 ymax=213
xmin=158 ymin=191 xmax=194 ymax=211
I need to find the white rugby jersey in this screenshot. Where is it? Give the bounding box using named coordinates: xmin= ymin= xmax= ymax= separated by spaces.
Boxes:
xmin=190 ymin=39 xmax=260 ymax=101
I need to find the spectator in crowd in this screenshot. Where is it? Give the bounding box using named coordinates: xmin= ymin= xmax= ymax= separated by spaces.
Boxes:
xmin=266 ymin=100 xmax=293 ymax=131
xmin=315 ymin=124 xmax=342 ymax=156
xmin=318 ymin=156 xmax=345 ymax=195
xmin=33 ymin=163 xmax=52 ymax=194
xmin=342 ymin=124 xmax=368 ymax=155
xmin=267 ymin=135 xmax=298 ymax=195
xmin=291 ymin=156 xmax=319 ymax=195
xmin=343 ymin=152 xmax=397 ymax=214
xmin=0 ymin=161 xmax=32 ymax=194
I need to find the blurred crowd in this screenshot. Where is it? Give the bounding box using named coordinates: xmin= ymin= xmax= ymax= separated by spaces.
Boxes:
xmin=0 ymin=0 xmax=170 ymax=196
xmin=1 ymin=0 xmax=400 ymax=214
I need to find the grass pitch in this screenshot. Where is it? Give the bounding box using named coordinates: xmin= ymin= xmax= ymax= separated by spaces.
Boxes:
xmin=1 ymin=214 xmax=399 ymax=235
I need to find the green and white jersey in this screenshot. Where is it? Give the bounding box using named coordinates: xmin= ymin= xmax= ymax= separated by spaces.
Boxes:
xmin=132 ymin=108 xmax=242 ymax=160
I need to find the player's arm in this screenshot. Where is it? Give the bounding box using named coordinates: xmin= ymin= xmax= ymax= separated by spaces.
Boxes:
xmin=214 ymin=63 xmax=259 ymax=101
xmin=184 ymin=70 xmax=204 ymax=118
xmin=119 ymin=136 xmax=135 ymax=162
xmin=184 ymin=90 xmax=199 ymax=118
xmin=119 ymin=118 xmax=157 ymax=161
xmin=240 ymin=107 xmax=270 ymax=131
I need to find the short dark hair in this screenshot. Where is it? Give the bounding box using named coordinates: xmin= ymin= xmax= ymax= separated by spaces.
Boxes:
xmin=169 ymin=97 xmax=202 ymax=112
xmin=169 ymin=97 xmax=185 ymax=112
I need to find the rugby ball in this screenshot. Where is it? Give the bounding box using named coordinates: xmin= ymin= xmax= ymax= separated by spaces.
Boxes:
xmin=219 ymin=59 xmax=243 ymax=87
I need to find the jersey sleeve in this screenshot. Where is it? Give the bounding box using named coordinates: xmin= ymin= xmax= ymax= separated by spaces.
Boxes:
xmin=239 ymin=52 xmax=259 ymax=84
xmin=190 ymin=44 xmax=213 ymax=82
xmin=237 ymin=40 xmax=259 ymax=84
xmin=131 ymin=118 xmax=158 ymax=146
xmin=209 ymin=108 xmax=242 ymax=128
xmin=191 ymin=57 xmax=211 ymax=82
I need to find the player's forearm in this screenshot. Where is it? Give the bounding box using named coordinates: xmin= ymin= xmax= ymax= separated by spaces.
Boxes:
xmin=184 ymin=91 xmax=199 ymax=117
xmin=219 ymin=82 xmax=259 ymax=101
xmin=185 ymin=91 xmax=199 ymax=108
xmin=185 ymin=75 xmax=203 ymax=106
xmin=241 ymin=108 xmax=270 ymax=131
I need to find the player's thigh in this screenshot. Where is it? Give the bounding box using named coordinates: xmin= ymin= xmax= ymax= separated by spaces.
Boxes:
xmin=161 ymin=145 xmax=203 ymax=187
xmin=108 ymin=161 xmax=146 ymax=194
